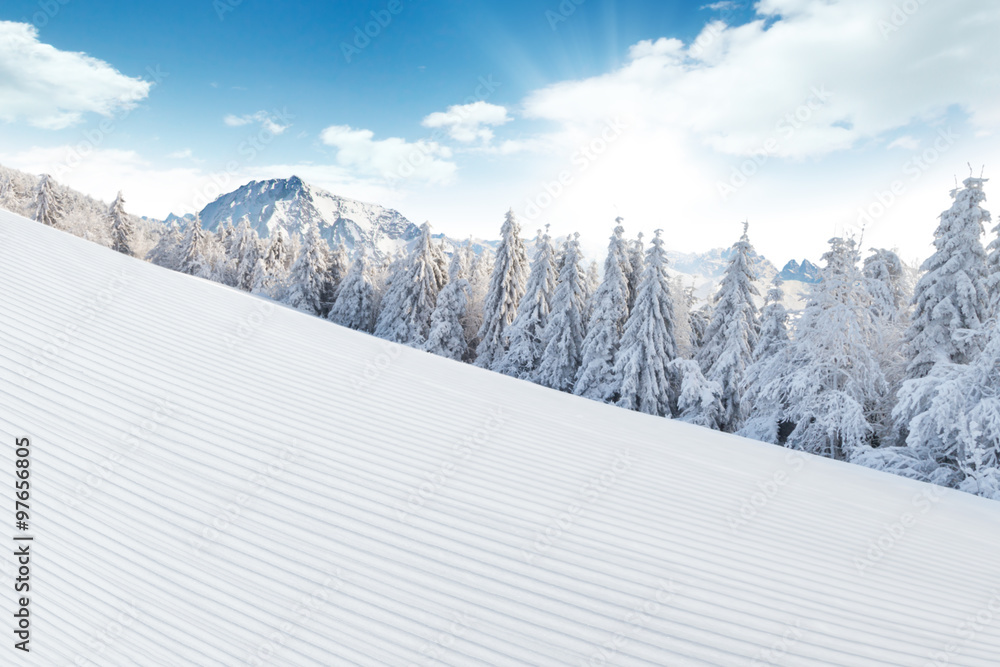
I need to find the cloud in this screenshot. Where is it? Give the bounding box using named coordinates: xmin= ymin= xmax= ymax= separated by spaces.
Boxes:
xmin=422 ymin=102 xmax=512 ymax=143
xmin=521 ymin=0 xmax=1000 ymax=160
xmin=319 ymin=125 xmax=456 ymax=185
xmin=0 ymin=21 xmax=151 ymax=130
xmin=887 ymin=136 xmax=920 ymax=151
xmin=223 ymin=110 xmax=291 ymax=135
xmin=167 ymin=148 xmax=194 ymax=159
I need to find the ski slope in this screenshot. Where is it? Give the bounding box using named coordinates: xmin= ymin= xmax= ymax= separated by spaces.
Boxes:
xmin=1 ymin=209 xmax=1000 ymax=667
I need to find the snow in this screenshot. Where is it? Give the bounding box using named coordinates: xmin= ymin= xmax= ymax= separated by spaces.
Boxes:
xmin=2 ymin=208 xmax=1000 ymax=665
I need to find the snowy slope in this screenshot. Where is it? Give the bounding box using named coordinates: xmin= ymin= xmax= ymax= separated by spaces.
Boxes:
xmin=2 ymin=209 xmax=1000 ymax=666
xmin=198 ymin=176 xmax=421 ymax=257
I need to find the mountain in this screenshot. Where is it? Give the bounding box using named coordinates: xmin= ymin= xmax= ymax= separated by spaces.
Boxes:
xmin=4 ymin=207 xmax=1000 ymax=664
xmin=778 ymin=259 xmax=822 ymax=283
xmin=197 ymin=176 xmax=421 ymax=257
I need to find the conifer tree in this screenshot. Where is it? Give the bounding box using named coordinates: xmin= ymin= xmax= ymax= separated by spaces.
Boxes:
xmin=575 ymin=223 xmax=631 ymax=401
xmin=374 ymin=223 xmax=448 ymax=345
xmin=740 ymin=278 xmax=792 ymax=443
xmin=696 ymin=223 xmax=760 ymax=431
xmin=475 ymin=210 xmax=528 ymax=368
xmin=777 ymin=237 xmax=887 ymax=460
xmin=229 ymin=218 xmax=264 ymax=292
xmin=33 ymin=174 xmax=62 ymax=227
xmin=329 ymin=248 xmax=378 ymax=333
xmin=448 ymin=240 xmax=475 ymax=283
xmin=424 ymin=279 xmax=471 ymax=361
xmin=904 ymin=176 xmax=991 ymax=380
xmin=535 ymin=233 xmax=588 ymax=391
xmin=625 ymin=232 xmax=645 ymax=313
xmin=147 ymin=220 xmax=183 ymax=270
xmin=463 ymin=247 xmax=494 ymax=349
xmin=669 ymin=359 xmax=724 ymax=428
xmin=614 ymin=230 xmax=678 ymax=416
xmin=496 ymin=228 xmax=557 ymax=378
xmin=285 ymin=225 xmax=331 ymax=316
xmin=322 ymin=240 xmax=350 ymax=316
xmin=178 ymin=215 xmax=214 ymax=278
xmin=107 ymin=191 xmax=134 ymax=255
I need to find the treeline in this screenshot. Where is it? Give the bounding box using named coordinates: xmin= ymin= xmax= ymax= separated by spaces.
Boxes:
xmin=13 ymin=167 xmax=1000 ymax=502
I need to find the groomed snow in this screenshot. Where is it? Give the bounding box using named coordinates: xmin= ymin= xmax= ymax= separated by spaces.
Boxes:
xmin=1 ymin=209 xmax=999 ymax=666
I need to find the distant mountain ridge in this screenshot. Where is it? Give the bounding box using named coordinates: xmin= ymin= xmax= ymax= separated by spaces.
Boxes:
xmin=196 ymin=176 xmax=422 ymax=257
xmin=778 ymin=259 xmax=822 ymax=283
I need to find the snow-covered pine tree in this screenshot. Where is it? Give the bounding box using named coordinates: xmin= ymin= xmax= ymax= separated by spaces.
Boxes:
xmin=33 ymin=174 xmax=62 ymax=227
xmin=462 ymin=246 xmax=494 ymax=351
xmin=328 ymin=247 xmax=378 ymax=332
xmin=739 ymin=277 xmax=792 ymax=443
xmin=669 ymin=359 xmax=724 ymax=429
xmin=695 ymin=223 xmax=761 ymax=431
xmin=107 ymin=191 xmax=133 ymax=255
xmin=614 ymin=230 xmax=678 ymax=417
xmin=147 ymin=220 xmax=183 ymax=270
xmin=322 ymin=240 xmax=350 ymax=317
xmin=424 ymin=279 xmax=471 ymax=361
xmin=688 ymin=304 xmax=711 ymax=353
xmin=374 ymin=222 xmax=449 ymax=346
xmin=284 ymin=225 xmax=331 ymax=316
xmin=625 ymin=232 xmax=645 ymax=313
xmin=496 ymin=228 xmax=558 ymax=378
xmin=229 ymin=218 xmax=264 ymax=292
xmin=672 ymin=278 xmax=695 ymax=359
xmin=535 ymin=233 xmax=588 ymax=392
xmin=777 ymin=237 xmax=887 ymax=460
xmin=904 ymin=176 xmax=991 ymax=380
xmin=448 ymin=240 xmax=474 ymax=283
xmin=177 ymin=216 xmax=215 ymax=278
xmin=575 ymin=223 xmax=631 ymax=401
xmin=252 ymin=228 xmax=293 ymax=297
xmin=475 ymin=210 xmax=528 ymax=368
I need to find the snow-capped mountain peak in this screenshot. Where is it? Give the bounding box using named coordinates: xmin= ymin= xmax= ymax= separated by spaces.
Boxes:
xmin=197 ymin=176 xmax=421 ymax=256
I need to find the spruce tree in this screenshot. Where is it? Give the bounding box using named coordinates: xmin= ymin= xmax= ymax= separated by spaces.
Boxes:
xmin=739 ymin=277 xmax=792 ymax=443
xmin=904 ymin=176 xmax=991 ymax=380
xmin=475 ymin=210 xmax=528 ymax=368
xmin=33 ymin=174 xmax=62 ymax=227
xmin=424 ymin=279 xmax=471 ymax=361
xmin=285 ymin=225 xmax=331 ymax=316
xmin=108 ymin=191 xmax=133 ymax=255
xmin=625 ymin=232 xmax=645 ymax=313
xmin=329 ymin=248 xmax=378 ymax=333
xmin=322 ymin=240 xmax=350 ymax=316
xmin=575 ymin=223 xmax=631 ymax=401
xmin=147 ymin=220 xmax=183 ymax=270
xmin=614 ymin=230 xmax=678 ymax=417
xmin=178 ymin=216 xmax=214 ymax=278
xmin=669 ymin=359 xmax=724 ymax=429
xmin=535 ymin=233 xmax=588 ymax=392
xmin=229 ymin=218 xmax=264 ymax=292
xmin=696 ymin=223 xmax=760 ymax=431
xmin=778 ymin=237 xmax=887 ymax=460
xmin=374 ymin=222 xmax=448 ymax=345
xmin=496 ymin=228 xmax=557 ymax=379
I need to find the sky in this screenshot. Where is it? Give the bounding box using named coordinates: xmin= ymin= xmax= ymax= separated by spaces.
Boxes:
xmin=1 ymin=0 xmax=999 ymax=264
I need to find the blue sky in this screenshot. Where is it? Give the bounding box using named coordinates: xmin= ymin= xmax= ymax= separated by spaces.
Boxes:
xmin=2 ymin=0 xmax=999 ymax=263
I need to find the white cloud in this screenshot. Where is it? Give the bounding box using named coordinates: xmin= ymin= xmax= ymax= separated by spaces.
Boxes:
xmin=319 ymin=125 xmax=456 ymax=185
xmin=223 ymin=110 xmax=291 ymax=135
xmin=887 ymin=136 xmax=920 ymax=151
xmin=167 ymin=148 xmax=194 ymax=159
xmin=522 ymin=0 xmax=1000 ymax=159
xmin=422 ymin=102 xmax=512 ymax=143
xmin=0 ymin=21 xmax=151 ymax=130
